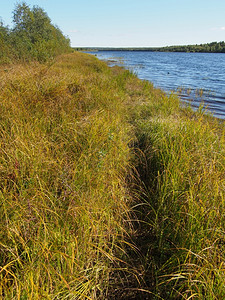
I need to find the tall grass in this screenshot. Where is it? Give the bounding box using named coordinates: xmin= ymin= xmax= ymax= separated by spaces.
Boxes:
xmin=0 ymin=52 xmax=224 ymax=299
xmin=126 ymin=73 xmax=225 ymax=298
xmin=0 ymin=53 xmax=138 ymax=299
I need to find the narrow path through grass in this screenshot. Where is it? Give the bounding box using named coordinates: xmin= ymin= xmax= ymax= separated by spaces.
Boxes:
xmin=0 ymin=52 xmax=224 ymax=299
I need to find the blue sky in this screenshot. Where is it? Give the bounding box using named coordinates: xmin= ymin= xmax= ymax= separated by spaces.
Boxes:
xmin=1 ymin=0 xmax=225 ymax=47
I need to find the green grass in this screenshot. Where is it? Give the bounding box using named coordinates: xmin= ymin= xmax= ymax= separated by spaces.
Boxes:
xmin=129 ymin=87 xmax=225 ymax=298
xmin=0 ymin=52 xmax=224 ymax=299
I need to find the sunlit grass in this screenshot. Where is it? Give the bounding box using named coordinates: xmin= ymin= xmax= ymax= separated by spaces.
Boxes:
xmin=0 ymin=53 xmax=137 ymax=299
xmin=129 ymin=83 xmax=225 ymax=298
xmin=0 ymin=52 xmax=224 ymax=299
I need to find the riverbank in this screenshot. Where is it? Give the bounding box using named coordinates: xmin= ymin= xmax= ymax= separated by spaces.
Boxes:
xmin=90 ymin=50 xmax=225 ymax=120
xmin=0 ymin=52 xmax=224 ymax=299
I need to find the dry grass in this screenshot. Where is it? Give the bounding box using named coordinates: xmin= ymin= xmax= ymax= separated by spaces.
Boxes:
xmin=0 ymin=53 xmax=137 ymax=299
xmin=0 ymin=52 xmax=224 ymax=299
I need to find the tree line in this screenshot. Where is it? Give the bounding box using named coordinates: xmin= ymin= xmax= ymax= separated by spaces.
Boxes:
xmin=76 ymin=41 xmax=225 ymax=53
xmin=157 ymin=41 xmax=225 ymax=53
xmin=0 ymin=2 xmax=71 ymax=64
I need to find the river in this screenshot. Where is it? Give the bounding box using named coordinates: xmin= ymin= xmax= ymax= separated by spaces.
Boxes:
xmin=89 ymin=51 xmax=225 ymax=119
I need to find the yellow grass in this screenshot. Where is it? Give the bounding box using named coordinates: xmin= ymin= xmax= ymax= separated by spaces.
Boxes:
xmin=0 ymin=52 xmax=224 ymax=299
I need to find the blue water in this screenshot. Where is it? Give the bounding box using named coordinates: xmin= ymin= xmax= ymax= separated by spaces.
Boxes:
xmin=90 ymin=51 xmax=225 ymax=119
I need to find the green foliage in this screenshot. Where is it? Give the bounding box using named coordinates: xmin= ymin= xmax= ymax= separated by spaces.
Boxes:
xmin=0 ymin=20 xmax=13 ymax=64
xmin=0 ymin=2 xmax=71 ymax=63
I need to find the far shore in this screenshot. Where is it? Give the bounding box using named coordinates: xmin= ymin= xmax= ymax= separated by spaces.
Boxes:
xmin=73 ymin=41 xmax=225 ymax=53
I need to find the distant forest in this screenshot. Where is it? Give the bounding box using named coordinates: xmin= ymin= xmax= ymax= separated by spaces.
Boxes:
xmin=157 ymin=41 xmax=225 ymax=53
xmin=0 ymin=2 xmax=71 ymax=63
xmin=75 ymin=41 xmax=225 ymax=53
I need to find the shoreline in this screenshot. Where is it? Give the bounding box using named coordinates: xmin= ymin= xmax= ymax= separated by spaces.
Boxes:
xmin=0 ymin=52 xmax=224 ymax=299
xmin=89 ymin=51 xmax=225 ymax=121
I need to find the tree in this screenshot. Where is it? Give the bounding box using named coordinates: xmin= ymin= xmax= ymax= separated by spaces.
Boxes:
xmin=11 ymin=2 xmax=71 ymax=61
xmin=12 ymin=3 xmax=52 ymax=43
xmin=0 ymin=19 xmax=13 ymax=63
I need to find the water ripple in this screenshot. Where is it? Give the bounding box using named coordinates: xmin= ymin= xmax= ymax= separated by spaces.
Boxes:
xmin=92 ymin=51 xmax=225 ymax=119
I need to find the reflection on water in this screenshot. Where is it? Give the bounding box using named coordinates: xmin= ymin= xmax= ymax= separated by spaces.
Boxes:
xmin=90 ymin=51 xmax=225 ymax=119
